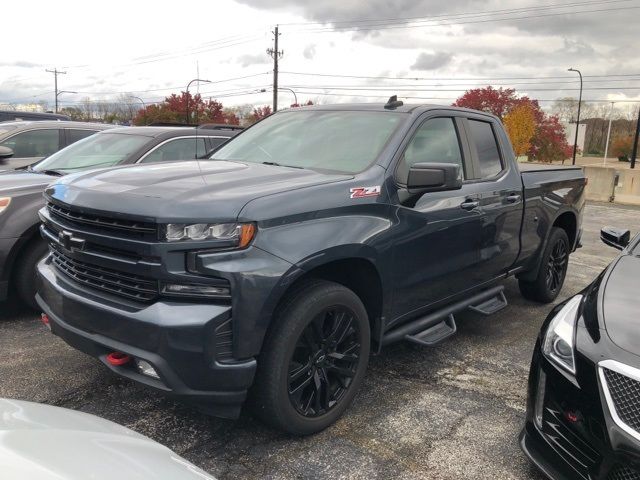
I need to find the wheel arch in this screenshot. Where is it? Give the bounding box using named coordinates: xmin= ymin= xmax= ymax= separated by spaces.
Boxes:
xmin=260 ymin=249 xmax=387 ymax=353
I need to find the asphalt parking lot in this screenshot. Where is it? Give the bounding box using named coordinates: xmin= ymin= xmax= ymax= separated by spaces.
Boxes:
xmin=1 ymin=201 xmax=638 ymax=479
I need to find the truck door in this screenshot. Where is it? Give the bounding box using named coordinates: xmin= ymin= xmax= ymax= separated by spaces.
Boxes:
xmin=461 ymin=116 xmax=522 ymax=281
xmin=390 ymin=114 xmax=484 ymax=320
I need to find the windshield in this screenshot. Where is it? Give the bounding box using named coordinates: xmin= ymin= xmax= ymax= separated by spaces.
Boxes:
xmin=33 ymin=132 xmax=151 ymax=173
xmin=212 ymin=110 xmax=405 ymax=174
xmin=0 ymin=125 xmax=19 ymax=137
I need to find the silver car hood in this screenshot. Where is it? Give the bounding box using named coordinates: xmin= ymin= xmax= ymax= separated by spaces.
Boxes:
xmin=0 ymin=399 xmax=215 ymax=480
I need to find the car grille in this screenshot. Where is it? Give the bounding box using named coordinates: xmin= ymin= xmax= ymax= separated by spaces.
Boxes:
xmin=600 ymin=361 xmax=640 ymax=438
xmin=608 ymin=466 xmax=640 ymax=480
xmin=50 ymin=247 xmax=158 ymax=302
xmin=47 ymin=202 xmax=157 ymax=237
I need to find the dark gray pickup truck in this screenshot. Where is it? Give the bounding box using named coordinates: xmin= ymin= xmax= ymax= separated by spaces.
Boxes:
xmin=36 ymin=100 xmax=586 ymax=434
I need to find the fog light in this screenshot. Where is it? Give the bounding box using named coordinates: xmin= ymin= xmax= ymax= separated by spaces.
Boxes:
xmin=534 ymin=369 xmax=547 ymax=429
xmin=135 ymin=359 xmax=160 ymax=379
xmin=161 ymin=283 xmax=230 ymax=298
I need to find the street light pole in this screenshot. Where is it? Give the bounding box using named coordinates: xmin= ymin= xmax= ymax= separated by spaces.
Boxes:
xmin=185 ymin=78 xmax=211 ymax=124
xmin=131 ymin=96 xmax=145 ymax=109
xmin=257 ymin=88 xmax=297 ymax=106
xmin=603 ymin=102 xmax=614 ymax=165
xmin=55 ymin=90 xmax=77 ymax=112
xmin=568 ymin=68 xmax=583 ymax=166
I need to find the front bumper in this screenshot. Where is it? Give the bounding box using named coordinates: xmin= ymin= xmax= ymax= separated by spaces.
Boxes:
xmin=37 ymin=257 xmax=256 ymax=418
xmin=521 ymin=343 xmax=640 ymax=480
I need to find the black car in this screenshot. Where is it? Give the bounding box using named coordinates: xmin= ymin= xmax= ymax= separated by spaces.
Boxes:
xmin=521 ymin=227 xmax=640 ymax=480
xmin=0 ymin=125 xmax=240 ymax=309
xmin=36 ymin=102 xmax=585 ymax=434
xmin=0 ymin=121 xmax=112 ymax=170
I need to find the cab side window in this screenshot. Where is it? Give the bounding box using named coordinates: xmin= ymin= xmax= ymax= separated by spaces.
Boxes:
xmin=0 ymin=129 xmax=61 ymax=158
xmin=467 ymin=120 xmax=503 ymax=178
xmin=396 ymin=117 xmax=464 ymax=184
xmin=140 ymin=138 xmax=206 ymax=163
xmin=67 ymin=129 xmax=99 ymax=144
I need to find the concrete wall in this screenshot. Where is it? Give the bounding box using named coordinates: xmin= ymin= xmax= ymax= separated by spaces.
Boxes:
xmin=583 ymin=165 xmax=640 ymax=205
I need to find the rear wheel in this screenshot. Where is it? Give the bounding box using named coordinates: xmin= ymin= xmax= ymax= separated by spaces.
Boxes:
xmin=253 ymin=280 xmax=370 ymax=435
xmin=519 ymin=227 xmax=570 ymax=303
xmin=14 ymin=238 xmax=49 ymax=310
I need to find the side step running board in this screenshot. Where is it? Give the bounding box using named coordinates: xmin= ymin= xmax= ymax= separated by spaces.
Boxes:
xmin=405 ymin=314 xmax=456 ymax=346
xmin=468 ymin=290 xmax=508 ymax=315
xmin=381 ymin=285 xmax=505 ymax=347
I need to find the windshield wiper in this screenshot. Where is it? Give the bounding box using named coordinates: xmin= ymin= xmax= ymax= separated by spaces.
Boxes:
xmin=36 ymin=169 xmax=65 ymax=177
xmin=261 ymin=161 xmax=303 ymax=169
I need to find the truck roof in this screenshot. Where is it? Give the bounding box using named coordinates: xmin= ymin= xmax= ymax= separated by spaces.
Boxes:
xmin=285 ymin=103 xmax=500 ymax=120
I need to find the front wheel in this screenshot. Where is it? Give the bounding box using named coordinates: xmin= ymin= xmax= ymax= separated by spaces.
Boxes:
xmin=519 ymin=227 xmax=570 ymax=303
xmin=253 ymin=280 xmax=370 ymax=435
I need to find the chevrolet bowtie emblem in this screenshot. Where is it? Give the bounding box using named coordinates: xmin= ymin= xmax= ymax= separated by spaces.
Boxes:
xmin=58 ymin=230 xmax=86 ymax=251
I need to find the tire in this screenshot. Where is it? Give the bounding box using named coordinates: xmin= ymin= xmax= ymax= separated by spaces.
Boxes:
xmin=253 ymin=279 xmax=370 ymax=435
xmin=14 ymin=239 xmax=49 ymax=310
xmin=519 ymin=227 xmax=570 ymax=303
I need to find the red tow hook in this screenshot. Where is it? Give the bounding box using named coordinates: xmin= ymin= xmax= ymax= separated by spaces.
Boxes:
xmin=106 ymin=352 xmax=132 ymax=366
xmin=40 ymin=313 xmax=51 ymax=330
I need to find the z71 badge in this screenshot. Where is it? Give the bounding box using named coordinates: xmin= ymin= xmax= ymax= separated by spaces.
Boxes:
xmin=349 ymin=186 xmax=381 ymax=199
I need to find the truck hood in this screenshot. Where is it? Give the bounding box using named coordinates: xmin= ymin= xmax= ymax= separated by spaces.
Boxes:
xmin=0 ymin=170 xmax=57 ymax=194
xmin=45 ymin=160 xmax=351 ymax=221
xmin=601 ymin=254 xmax=640 ymax=356
xmin=0 ymin=398 xmax=215 ymax=480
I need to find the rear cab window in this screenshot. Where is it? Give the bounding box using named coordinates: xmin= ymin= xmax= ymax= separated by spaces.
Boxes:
xmin=467 ymin=119 xmax=503 ymax=179
xmin=67 ymin=129 xmax=99 ymax=145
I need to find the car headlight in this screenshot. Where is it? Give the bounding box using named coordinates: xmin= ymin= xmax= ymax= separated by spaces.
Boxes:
xmin=0 ymin=197 xmax=11 ymax=214
xmin=542 ymin=294 xmax=583 ymax=375
xmin=164 ymin=222 xmax=255 ymax=247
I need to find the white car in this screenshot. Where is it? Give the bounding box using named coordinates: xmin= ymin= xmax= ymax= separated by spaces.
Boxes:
xmin=0 ymin=398 xmax=215 ymax=480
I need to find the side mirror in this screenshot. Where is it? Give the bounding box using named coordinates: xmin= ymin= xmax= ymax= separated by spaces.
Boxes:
xmin=601 ymin=226 xmax=630 ymax=250
xmin=0 ymin=146 xmax=14 ymax=160
xmin=407 ymin=162 xmax=462 ymax=193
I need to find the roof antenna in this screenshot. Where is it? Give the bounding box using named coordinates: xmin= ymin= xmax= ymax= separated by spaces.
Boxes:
xmin=384 ymin=95 xmax=403 ymax=110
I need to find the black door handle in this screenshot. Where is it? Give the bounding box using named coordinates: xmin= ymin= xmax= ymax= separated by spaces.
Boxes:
xmin=506 ymin=193 xmax=521 ymax=203
xmin=460 ymin=199 xmax=480 ymax=211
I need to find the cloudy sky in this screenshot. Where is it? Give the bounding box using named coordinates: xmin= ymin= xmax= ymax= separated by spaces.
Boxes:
xmin=2 ymin=0 xmax=639 ymax=111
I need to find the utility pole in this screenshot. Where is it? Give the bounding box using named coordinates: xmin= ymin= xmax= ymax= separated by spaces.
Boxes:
xmin=631 ymin=105 xmax=640 ymax=170
xmin=46 ymin=68 xmax=67 ymax=113
xmin=603 ymin=102 xmax=614 ymax=165
xmin=266 ymin=25 xmax=283 ymax=112
xmin=568 ymin=68 xmax=583 ymax=166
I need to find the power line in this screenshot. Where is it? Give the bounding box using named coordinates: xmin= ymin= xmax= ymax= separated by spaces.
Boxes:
xmin=280 ymin=71 xmax=640 ymax=81
xmin=286 ymin=3 xmax=640 ymax=33
xmin=279 ymin=0 xmax=631 ymax=26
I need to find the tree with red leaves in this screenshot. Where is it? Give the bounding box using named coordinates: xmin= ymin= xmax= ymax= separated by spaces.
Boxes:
xmin=247 ymin=105 xmax=273 ymax=124
xmin=453 ymin=86 xmax=571 ymax=163
xmin=133 ymin=92 xmax=239 ymax=126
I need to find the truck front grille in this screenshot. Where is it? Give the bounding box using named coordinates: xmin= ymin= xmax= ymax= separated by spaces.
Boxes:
xmin=47 ymin=202 xmax=157 ymax=237
xmin=50 ymin=247 xmax=158 ymax=302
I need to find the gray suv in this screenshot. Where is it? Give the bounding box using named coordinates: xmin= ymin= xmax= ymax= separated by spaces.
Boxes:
xmin=0 ymin=124 xmax=241 ymax=308
xmin=0 ymin=121 xmax=111 ymax=170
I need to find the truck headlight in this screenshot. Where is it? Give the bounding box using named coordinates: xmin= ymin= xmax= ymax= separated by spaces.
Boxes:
xmin=542 ymin=295 xmax=582 ymax=375
xmin=164 ymin=222 xmax=255 ymax=247
xmin=0 ymin=197 xmax=11 ymax=214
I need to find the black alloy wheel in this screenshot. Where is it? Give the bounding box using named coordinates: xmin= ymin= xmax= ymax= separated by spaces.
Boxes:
xmin=518 ymin=227 xmax=570 ymax=303
xmin=546 ymin=237 xmax=568 ymax=294
xmin=253 ymin=279 xmax=370 ymax=435
xmin=287 ymin=307 xmax=361 ymax=417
